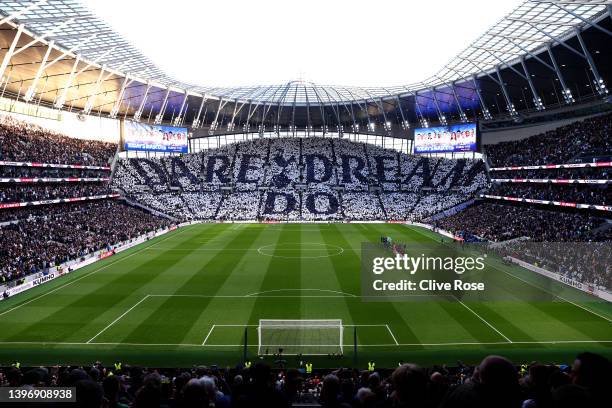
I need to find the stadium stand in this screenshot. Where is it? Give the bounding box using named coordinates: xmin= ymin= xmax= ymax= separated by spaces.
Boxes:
xmin=1 ymin=352 xmax=610 ymax=408
xmin=488 ymin=183 xmax=609 ymax=206
xmin=113 ymin=138 xmax=490 ymax=221
xmin=490 ymin=166 xmax=610 ymax=181
xmin=0 ymin=115 xmax=171 ymax=286
xmin=435 ymin=202 xmax=609 ymax=242
xmin=500 ymin=240 xmax=611 ymax=291
xmin=486 ymin=112 xmax=612 ymax=167
xmin=432 ymin=113 xmax=611 ymax=293
xmin=0 ymin=165 xmax=110 ymax=178
xmin=0 ymin=200 xmax=171 ymax=286
xmin=0 ymin=115 xmax=117 ymax=166
xmin=0 ymin=183 xmax=112 ymax=203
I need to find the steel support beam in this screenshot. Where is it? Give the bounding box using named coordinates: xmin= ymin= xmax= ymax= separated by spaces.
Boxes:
xmin=23 ymin=41 xmax=54 ymax=101
xmin=83 ymin=66 xmax=108 ymax=114
xmin=377 ymin=98 xmax=391 ymax=133
xmin=0 ymin=0 xmax=48 ymax=27
xmin=412 ymin=91 xmax=429 ymax=128
xmin=521 ymin=21 xmax=586 ymax=60
xmin=192 ymin=96 xmax=207 ymax=128
xmin=574 ymin=29 xmax=608 ymax=95
xmin=12 ymin=19 xmax=76 ymax=57
xmin=110 ymin=75 xmax=132 ymax=118
xmin=0 ymin=24 xmax=24 ymax=82
xmin=229 ymin=100 xmax=248 ymax=131
xmin=395 ymin=96 xmax=410 ymax=130
xmin=54 ymin=54 xmax=81 ymax=109
xmin=449 ymin=83 xmax=468 ymax=122
xmin=344 ymin=87 xmax=373 ymax=132
xmin=519 ymin=57 xmax=544 ymax=110
xmin=430 ymin=88 xmax=447 ymax=125
xmin=133 ymin=82 xmax=153 ymax=121
xmin=154 ymin=88 xmax=172 ymax=124
xmin=549 ymin=2 xmax=612 ymax=37
xmin=173 ymin=91 xmax=189 ymax=126
xmin=495 ymin=67 xmax=518 ymax=117
xmin=471 ymin=76 xmax=492 ymax=120
xmin=546 ymin=45 xmax=574 ymax=103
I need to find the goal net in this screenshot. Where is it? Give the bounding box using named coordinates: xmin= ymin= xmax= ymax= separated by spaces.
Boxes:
xmin=257 ymin=319 xmax=344 ymax=356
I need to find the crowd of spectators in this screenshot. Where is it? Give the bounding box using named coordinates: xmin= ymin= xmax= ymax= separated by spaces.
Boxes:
xmin=113 ymin=137 xmax=489 ymax=222
xmin=487 ymin=112 xmax=612 ymax=167
xmin=0 ymin=352 xmax=610 ymax=407
xmin=0 ymin=114 xmax=117 ymax=166
xmin=0 ymin=183 xmax=111 ymax=203
xmin=217 ymin=192 xmax=261 ymax=220
xmin=497 ymin=241 xmax=611 ymax=291
xmin=435 ymin=203 xmax=608 ymax=242
xmin=0 ymin=200 xmax=171 ymax=286
xmin=490 ymin=166 xmax=610 ymax=181
xmin=488 ymin=183 xmax=609 ymax=206
xmin=0 ymin=165 xmax=110 ymax=179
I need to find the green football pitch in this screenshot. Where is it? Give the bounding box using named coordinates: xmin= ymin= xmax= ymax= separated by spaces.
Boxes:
xmin=0 ymin=223 xmax=610 ymax=368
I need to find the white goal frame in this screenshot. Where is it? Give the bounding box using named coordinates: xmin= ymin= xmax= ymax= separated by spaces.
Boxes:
xmin=257 ymin=319 xmax=344 ymax=356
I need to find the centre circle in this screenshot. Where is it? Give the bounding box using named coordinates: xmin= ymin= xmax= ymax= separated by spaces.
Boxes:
xmin=257 ymin=242 xmax=344 ymax=259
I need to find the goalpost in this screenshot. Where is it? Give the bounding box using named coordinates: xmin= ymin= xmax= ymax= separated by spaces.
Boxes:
xmin=257 ymin=319 xmax=344 ymax=356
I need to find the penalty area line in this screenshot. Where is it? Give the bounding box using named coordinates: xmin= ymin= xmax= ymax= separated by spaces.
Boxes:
xmin=453 ymin=296 xmax=513 ymax=343
xmin=86 ymin=295 xmax=150 ymax=344
xmin=202 ymin=325 xmax=216 ymax=346
xmin=386 ymin=324 xmax=399 ymax=345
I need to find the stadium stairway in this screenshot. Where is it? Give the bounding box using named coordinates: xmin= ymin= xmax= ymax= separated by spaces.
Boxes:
xmin=377 ymin=192 xmax=389 ymax=219
xmin=122 ymin=197 xmax=179 ymax=221
xmin=591 ymin=218 xmax=612 ymax=236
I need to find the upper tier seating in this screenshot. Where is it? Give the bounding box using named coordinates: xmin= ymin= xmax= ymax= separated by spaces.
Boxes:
xmin=0 ymin=114 xmax=117 ymax=166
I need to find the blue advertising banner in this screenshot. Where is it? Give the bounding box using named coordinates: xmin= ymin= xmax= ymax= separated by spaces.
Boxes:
xmin=124 ymin=121 xmax=188 ymax=153
xmin=414 ymin=123 xmax=477 ymax=154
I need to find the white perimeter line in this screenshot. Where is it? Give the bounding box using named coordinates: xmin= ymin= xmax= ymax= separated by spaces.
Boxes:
xmin=491 ymin=265 xmax=612 ymax=324
xmin=454 ymin=296 xmax=513 ymax=343
xmin=0 ymin=340 xmax=610 ymax=347
xmin=386 ymin=324 xmax=399 ymax=345
xmin=213 ymin=324 xmax=389 ymax=327
xmin=202 ymin=325 xmax=216 ymax=345
xmin=0 ymin=226 xmax=191 ymax=318
xmin=87 ymin=295 xmax=150 ymax=344
xmin=147 ymin=294 xmax=442 ymax=298
xmin=145 ymin=248 xmax=343 ymax=251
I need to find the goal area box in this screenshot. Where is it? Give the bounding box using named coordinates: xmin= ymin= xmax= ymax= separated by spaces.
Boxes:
xmin=257 ymin=319 xmax=343 ymax=356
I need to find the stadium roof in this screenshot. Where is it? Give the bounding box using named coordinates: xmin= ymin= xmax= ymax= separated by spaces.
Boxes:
xmin=0 ymin=0 xmax=609 ymax=105
xmin=0 ymin=0 xmax=609 ymax=136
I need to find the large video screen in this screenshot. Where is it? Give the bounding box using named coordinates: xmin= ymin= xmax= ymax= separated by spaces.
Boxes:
xmin=124 ymin=121 xmax=188 ymax=153
xmin=413 ymin=123 xmax=478 ymax=154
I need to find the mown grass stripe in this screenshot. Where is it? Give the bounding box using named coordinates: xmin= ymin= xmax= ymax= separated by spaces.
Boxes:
xmin=298 ymin=225 xmax=359 ymax=347
xmin=1 ymin=225 xmax=207 ymax=343
xmin=338 ymin=223 xmax=425 ymax=348
xmin=115 ymin=225 xmax=266 ymax=345
xmin=245 ymin=224 xmax=303 ymax=354
xmin=180 ymin=224 xmax=283 ymax=344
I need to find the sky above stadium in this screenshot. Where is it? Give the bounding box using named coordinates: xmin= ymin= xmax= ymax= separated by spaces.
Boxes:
xmin=81 ymin=0 xmax=523 ymax=88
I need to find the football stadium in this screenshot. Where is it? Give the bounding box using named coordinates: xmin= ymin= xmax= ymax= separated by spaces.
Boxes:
xmin=0 ymin=0 xmax=610 ymax=406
